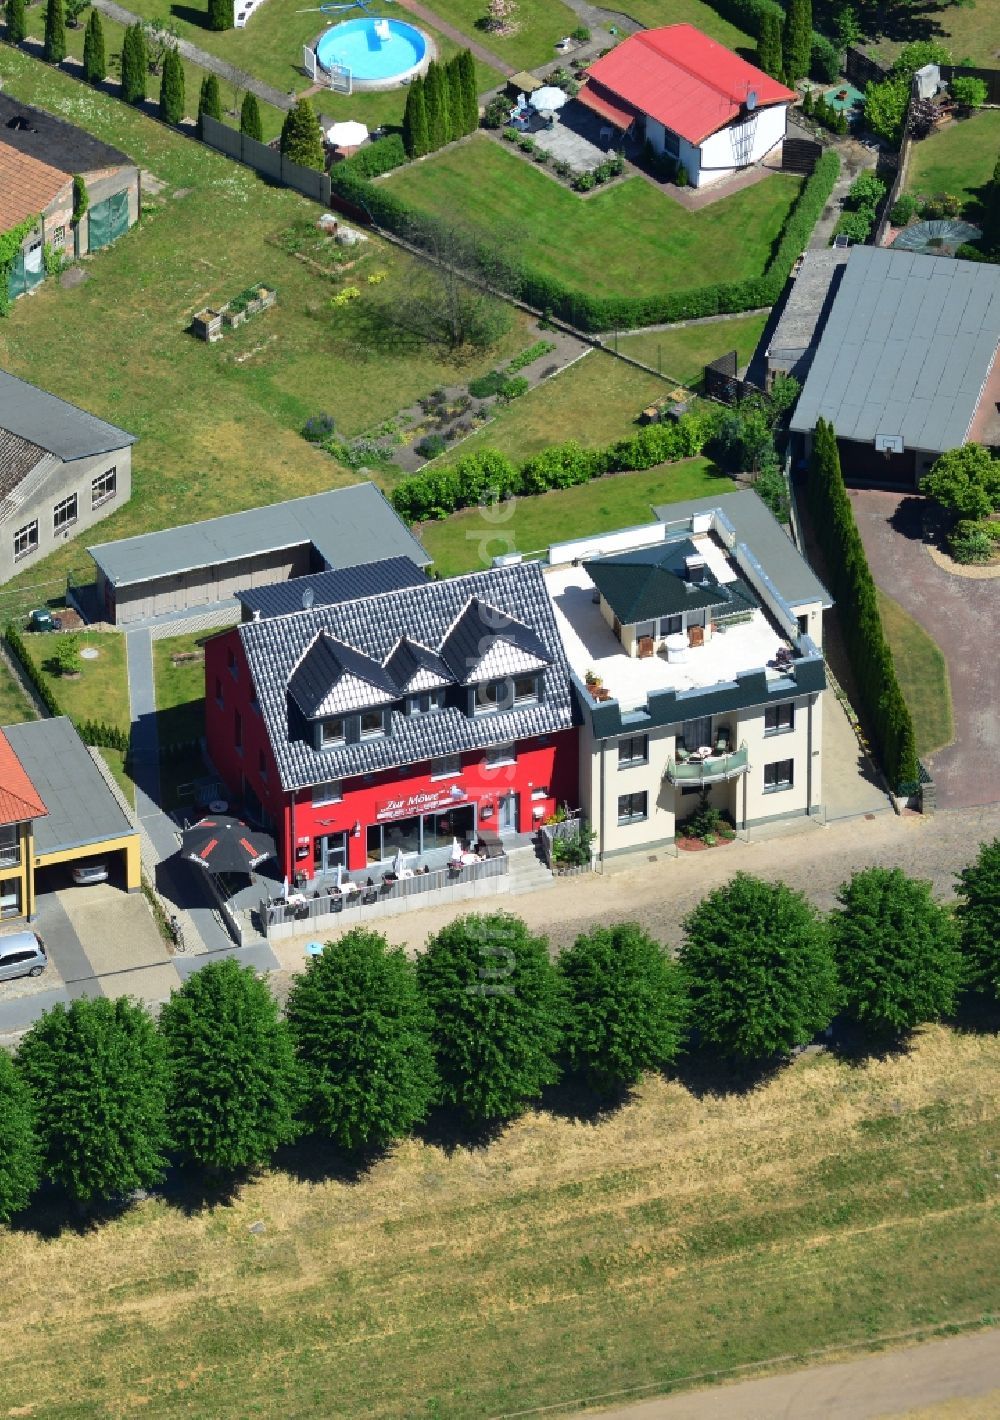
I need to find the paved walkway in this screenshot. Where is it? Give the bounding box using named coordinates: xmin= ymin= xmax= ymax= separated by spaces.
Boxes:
xmin=577 ymin=1326 xmax=1000 ymax=1420
xmin=92 ymin=0 xmax=297 ymax=111
xmin=852 ymin=490 xmax=995 ymax=810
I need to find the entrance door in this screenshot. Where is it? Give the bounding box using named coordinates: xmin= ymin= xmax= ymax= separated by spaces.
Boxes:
xmin=314 ymin=831 xmax=349 ymax=874
xmin=498 ymin=792 xmax=519 ymax=835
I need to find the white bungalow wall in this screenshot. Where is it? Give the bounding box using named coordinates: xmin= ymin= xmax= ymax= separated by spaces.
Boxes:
xmin=643 ymin=103 xmax=787 ymax=188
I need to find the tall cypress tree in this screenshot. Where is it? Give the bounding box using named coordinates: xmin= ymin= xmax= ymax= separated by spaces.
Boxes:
xmin=43 ymin=0 xmax=66 ymax=64
xmin=424 ymin=59 xmax=445 ymax=151
xmin=402 ymin=75 xmax=429 ymax=157
xmin=446 ymin=54 xmax=464 ymax=138
xmin=783 ymin=0 xmax=812 ymax=83
xmin=207 ymin=0 xmax=231 ymax=30
xmin=240 ymin=91 xmax=262 ymax=142
xmin=757 ymin=10 xmax=783 ymax=80
xmin=280 ymin=96 xmax=325 ymax=170
xmin=82 ymin=7 xmax=105 ymax=84
xmin=159 ymin=44 xmax=184 ymax=124
xmin=198 ymin=72 xmax=222 ymax=135
xmin=120 ymin=22 xmax=147 ymax=104
xmin=5 ymin=0 xmax=27 ymax=46
xmin=458 ymin=48 xmax=479 ymax=133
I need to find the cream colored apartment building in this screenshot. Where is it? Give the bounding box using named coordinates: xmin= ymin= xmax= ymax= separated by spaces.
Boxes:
xmin=542 ymin=490 xmax=832 ymax=864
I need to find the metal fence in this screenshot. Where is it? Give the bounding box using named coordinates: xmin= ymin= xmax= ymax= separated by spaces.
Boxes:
xmin=200 ymin=116 xmax=332 ymax=205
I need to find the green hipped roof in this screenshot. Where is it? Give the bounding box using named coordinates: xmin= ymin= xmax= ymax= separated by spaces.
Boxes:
xmin=584 ymin=538 xmax=731 ymax=624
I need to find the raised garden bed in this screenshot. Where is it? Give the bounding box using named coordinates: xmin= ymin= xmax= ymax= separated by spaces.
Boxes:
xmin=192 ymin=283 xmax=276 ymax=342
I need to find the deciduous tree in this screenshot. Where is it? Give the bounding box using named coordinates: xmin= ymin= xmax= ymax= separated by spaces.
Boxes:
xmin=559 ymin=923 xmax=687 ymax=1092
xmin=17 ymin=998 xmax=168 ymax=1205
xmin=920 ymin=443 xmax=1000 ymax=521
xmin=280 ymin=96 xmax=325 ymax=171
xmin=417 ymin=912 xmax=562 ymax=1123
xmin=680 ymin=873 xmax=838 ymax=1061
xmin=82 ymin=7 xmax=105 ymax=84
xmin=43 ymin=0 xmax=66 ymax=64
xmin=0 ymin=1049 xmax=40 ymax=1222
xmin=830 ymin=867 xmax=961 ymax=1036
xmin=956 ymin=839 xmax=1000 ymax=999
xmin=285 ymin=929 xmax=437 ymax=1151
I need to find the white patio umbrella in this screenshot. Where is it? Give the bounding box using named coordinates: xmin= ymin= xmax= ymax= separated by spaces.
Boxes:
xmin=392 ymin=847 xmax=407 ymax=876
xmin=450 ymin=836 xmax=462 ymax=860
xmin=529 ymin=86 xmax=568 ymax=111
xmin=326 ymin=119 xmax=369 ymax=148
xmin=335 ymin=862 xmax=344 ymax=889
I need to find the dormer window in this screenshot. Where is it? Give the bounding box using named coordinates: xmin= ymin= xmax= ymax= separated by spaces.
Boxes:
xmin=513 ymin=674 xmax=540 ymax=706
xmin=408 ymin=689 xmax=445 ymax=715
xmin=360 ymin=709 xmax=386 ymax=739
xmin=475 ymin=680 xmax=502 ymax=714
xmin=321 ymin=716 xmax=345 ymax=747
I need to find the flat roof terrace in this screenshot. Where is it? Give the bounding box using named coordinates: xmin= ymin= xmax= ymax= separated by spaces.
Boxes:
xmin=545 ymin=561 xmax=791 ymax=713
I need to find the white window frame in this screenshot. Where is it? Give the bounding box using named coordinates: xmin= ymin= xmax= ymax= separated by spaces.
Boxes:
xmin=360 ymin=709 xmax=386 ymax=740
xmin=52 ymin=493 xmax=78 ymax=534
xmin=409 ymin=689 xmax=444 ymax=715
xmin=431 ymin=753 xmax=462 ymax=780
xmin=764 ymin=702 xmax=795 ymax=736
xmin=91 ymin=467 xmax=117 ymax=509
xmin=475 ymin=680 xmax=502 ymax=715
xmin=13 ymin=521 xmax=38 ymax=562
xmin=320 ymin=717 xmax=345 ymax=747
xmin=617 ymin=733 xmax=648 ymax=768
xmin=513 ymin=673 xmax=539 ymax=706
xmin=50 ymin=225 xmax=66 ymax=249
xmin=312 ymin=779 xmax=343 ymax=806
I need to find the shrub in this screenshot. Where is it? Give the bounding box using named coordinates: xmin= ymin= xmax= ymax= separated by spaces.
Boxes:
xmin=951 ymin=74 xmax=987 ymax=108
xmin=517 ymin=134 xmax=535 ymax=153
xmin=415 ymin=432 xmax=447 ymax=460
xmin=755 ymin=463 xmax=790 ymax=522
xmin=675 ymin=163 xmax=689 ymax=187
xmin=495 ymin=374 xmax=529 ymax=402
xmin=338 ymin=133 xmax=407 ymax=179
xmin=949 ymin=518 xmax=993 ymax=564
xmin=482 ymin=94 xmax=510 ymax=128
xmin=679 ymin=797 xmax=726 ymax=842
xmin=501 ymin=125 xmax=518 ymax=142
xmin=0 ymin=1050 xmax=40 ymax=1223
xmin=810 ymin=32 xmax=840 ymax=82
xmin=571 ymin=23 xmax=590 ymax=40
xmin=920 ymin=443 xmax=1000 ymax=521
xmin=834 ymin=208 xmax=875 ymax=243
xmin=468 ymin=369 xmax=507 ymax=398
xmin=533 ymin=147 xmax=549 ymax=163
xmin=573 ymin=171 xmax=596 ymax=191
xmin=550 ymin=822 xmax=594 ymax=867
xmin=956 ymin=839 xmax=1000 ymax=999
xmin=281 ymin=97 xmax=325 ymax=171
xmin=847 ymin=171 xmax=887 ymax=209
xmin=302 ymin=413 xmax=336 ymax=442
xmin=889 ymin=192 xmax=917 ymax=226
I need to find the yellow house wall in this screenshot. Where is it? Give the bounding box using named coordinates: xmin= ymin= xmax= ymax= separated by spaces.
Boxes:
xmin=33 ymin=833 xmax=141 ymax=892
xmin=0 ymin=822 xmax=35 ymax=921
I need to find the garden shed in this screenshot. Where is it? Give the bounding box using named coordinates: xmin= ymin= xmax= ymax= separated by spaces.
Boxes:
xmin=87 ymin=482 xmax=430 ymax=626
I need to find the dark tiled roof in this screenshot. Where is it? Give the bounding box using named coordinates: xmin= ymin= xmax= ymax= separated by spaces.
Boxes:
xmin=438 ymin=597 xmax=551 ymax=685
xmin=0 ymin=95 xmax=133 ymax=175
xmin=288 ymin=633 xmax=399 ymax=718
xmin=237 ymin=557 xmax=426 ymax=620
xmin=242 ymin=562 xmax=574 ymax=791
xmin=0 ymin=428 xmax=46 ymax=501
xmin=584 ymin=539 xmax=730 ymax=623
xmin=384 ymin=636 xmax=451 ymax=692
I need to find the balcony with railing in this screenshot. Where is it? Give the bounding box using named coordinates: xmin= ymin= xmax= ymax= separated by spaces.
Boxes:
xmin=665 ymin=744 xmax=749 ymax=785
xmin=0 ymin=840 xmax=20 ymax=869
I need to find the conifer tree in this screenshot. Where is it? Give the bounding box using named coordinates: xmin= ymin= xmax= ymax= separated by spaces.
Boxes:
xmin=43 ymin=0 xmax=66 ymax=64
xmin=207 ymin=0 xmax=231 ymax=31
xmin=424 ymin=59 xmax=445 ymax=150
xmin=82 ymin=7 xmax=105 ymax=84
xmin=446 ymin=54 xmax=465 ymax=137
xmin=120 ymin=21 xmax=147 ymax=104
xmin=159 ymin=44 xmax=184 ymax=125
xmin=279 ymin=96 xmax=325 ymax=170
xmin=197 ymin=72 xmax=222 ymax=135
xmin=240 ymin=91 xmax=262 ymax=141
xmin=783 ymin=0 xmax=812 ymax=83
xmin=5 ymin=0 xmax=27 ymax=47
xmin=402 ymin=75 xmax=429 ymax=157
xmin=458 ymin=47 xmax=479 ymax=133
xmin=757 ymin=9 xmax=784 ymax=81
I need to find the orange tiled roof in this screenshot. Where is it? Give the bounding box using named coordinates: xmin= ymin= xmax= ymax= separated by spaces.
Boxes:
xmin=0 ymin=145 xmax=66 ymax=235
xmin=0 ymin=727 xmax=48 ymax=826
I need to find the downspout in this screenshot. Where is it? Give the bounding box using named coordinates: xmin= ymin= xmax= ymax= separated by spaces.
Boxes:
xmin=598 ymin=734 xmax=606 ymax=874
xmin=289 ymin=792 xmax=297 ymax=883
xmin=806 ymin=694 xmax=814 ymax=815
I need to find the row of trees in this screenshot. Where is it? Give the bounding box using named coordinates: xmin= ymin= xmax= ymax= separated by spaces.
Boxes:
xmin=805 ymin=418 xmax=918 ymax=790
xmin=756 ymin=0 xmax=812 ymax=86
xmin=6 ymin=842 xmax=1000 ymax=1220
xmin=402 ymin=52 xmax=479 ymax=159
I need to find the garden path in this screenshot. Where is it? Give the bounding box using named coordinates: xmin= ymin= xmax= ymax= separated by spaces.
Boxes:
xmin=93 ymin=0 xmax=298 ymax=110
xmin=394 ymin=0 xmax=516 ymax=74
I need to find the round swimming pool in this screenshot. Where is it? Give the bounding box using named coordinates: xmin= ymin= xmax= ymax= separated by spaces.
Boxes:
xmin=315 ymin=17 xmax=431 ymax=89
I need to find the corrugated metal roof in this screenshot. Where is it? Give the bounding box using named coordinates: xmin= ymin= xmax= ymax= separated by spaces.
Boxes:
xmin=790 ymin=247 xmax=1000 ymax=452
xmin=3 ymin=718 xmax=132 ymax=854
xmin=652 ymin=489 xmax=832 ymax=609
xmin=0 ymin=369 xmax=135 ymax=463
xmin=584 ymin=25 xmax=795 ymax=145
xmin=236 ymin=557 xmax=426 ymax=619
xmin=89 ymin=482 xmax=431 ymax=588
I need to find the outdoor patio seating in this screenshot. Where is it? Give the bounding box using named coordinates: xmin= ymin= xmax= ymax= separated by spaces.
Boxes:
xmin=715 ymin=726 xmax=731 ymax=754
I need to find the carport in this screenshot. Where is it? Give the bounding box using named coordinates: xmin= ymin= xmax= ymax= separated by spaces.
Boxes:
xmin=2 ymin=718 xmax=140 ymax=906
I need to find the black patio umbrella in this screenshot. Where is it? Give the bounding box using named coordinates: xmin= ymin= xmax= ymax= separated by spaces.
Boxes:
xmin=181 ymin=815 xmax=276 ymax=874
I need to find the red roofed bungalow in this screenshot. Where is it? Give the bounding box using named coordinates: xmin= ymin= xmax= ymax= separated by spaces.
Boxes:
xmin=578 ymin=25 xmax=795 ymax=189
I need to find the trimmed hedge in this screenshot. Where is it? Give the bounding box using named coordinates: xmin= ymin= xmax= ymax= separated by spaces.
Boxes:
xmin=331 ymin=150 xmax=840 ymax=332
xmin=335 ymin=133 xmax=407 ymax=181
xmin=803 ymin=419 xmax=919 ymax=791
xmin=392 ymin=411 xmax=714 ymax=522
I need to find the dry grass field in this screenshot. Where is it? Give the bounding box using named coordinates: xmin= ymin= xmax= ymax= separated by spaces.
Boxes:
xmin=3 ymin=1025 xmax=1000 ymax=1419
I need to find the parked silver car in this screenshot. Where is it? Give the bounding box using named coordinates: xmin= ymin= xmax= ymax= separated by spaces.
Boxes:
xmin=0 ymin=930 xmax=47 ymax=981
xmin=71 ymin=861 xmax=109 ymax=885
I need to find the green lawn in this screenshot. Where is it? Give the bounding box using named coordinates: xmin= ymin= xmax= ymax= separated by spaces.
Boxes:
xmin=408 ymin=0 xmax=581 ymax=72
xmin=878 ymin=589 xmax=954 ymax=759
xmin=0 ymin=48 xmax=530 ymax=597
xmin=869 ymin=0 xmax=1000 ymax=70
xmin=18 ymin=631 xmax=131 ymax=734
xmin=3 ymin=1027 xmax=1000 ymax=1416
xmin=623 ymin=0 xmax=754 ymax=52
xmin=906 ymin=109 xmax=1000 ymax=217
xmin=153 ymin=633 xmax=211 ymax=746
xmin=387 ymin=137 xmax=802 ymax=302
xmin=0 ymin=657 xmax=37 ymax=727
xmin=616 ymin=312 xmax=769 ymax=387
xmin=420 ymin=458 xmax=733 ymax=572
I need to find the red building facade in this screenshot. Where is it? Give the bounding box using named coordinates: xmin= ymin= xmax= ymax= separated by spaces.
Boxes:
xmin=203 ymin=564 xmax=580 ymax=884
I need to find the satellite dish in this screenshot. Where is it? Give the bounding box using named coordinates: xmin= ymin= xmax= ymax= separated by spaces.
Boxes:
xmin=746 ymin=88 xmax=758 ymax=111
xmin=301 ymin=586 xmax=315 ymax=610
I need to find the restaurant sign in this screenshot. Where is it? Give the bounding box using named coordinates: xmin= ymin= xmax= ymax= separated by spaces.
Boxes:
xmin=375 ymin=784 xmax=467 ymax=823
